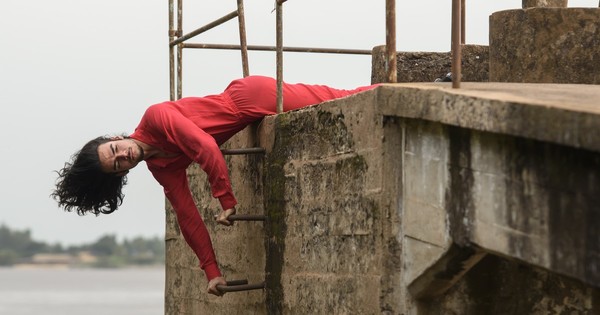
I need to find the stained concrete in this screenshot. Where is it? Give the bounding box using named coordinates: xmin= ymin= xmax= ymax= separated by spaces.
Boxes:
xmin=490 ymin=8 xmax=600 ymax=84
xmin=164 ymin=82 xmax=600 ymax=314
xmin=164 ymin=5 xmax=600 ymax=314
xmin=371 ymin=45 xmax=489 ymax=84
xmin=377 ymin=82 xmax=600 ymax=151
xmin=522 ymin=0 xmax=568 ymax=7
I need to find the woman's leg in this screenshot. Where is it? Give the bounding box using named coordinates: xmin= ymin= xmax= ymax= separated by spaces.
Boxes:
xmin=280 ymin=80 xmax=377 ymax=111
xmin=225 ymin=76 xmax=378 ymax=119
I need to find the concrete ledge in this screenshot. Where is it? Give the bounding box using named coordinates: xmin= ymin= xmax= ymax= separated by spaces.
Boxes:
xmin=376 ymin=82 xmax=600 ymax=152
xmin=166 ymin=82 xmax=600 ymax=314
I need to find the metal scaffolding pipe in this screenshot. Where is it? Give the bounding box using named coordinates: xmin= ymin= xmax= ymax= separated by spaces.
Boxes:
xmin=385 ymin=0 xmax=397 ymax=83
xmin=170 ymin=10 xmax=239 ymax=46
xmin=217 ymin=281 xmax=266 ymax=293
xmin=275 ymin=1 xmax=284 ymax=114
xmin=236 ymin=0 xmax=250 ymax=77
xmin=461 ymin=0 xmax=466 ymax=44
xmin=220 ymin=147 xmax=266 ymax=155
xmin=169 ymin=0 xmax=175 ymax=101
xmin=182 ymin=43 xmax=372 ymax=55
xmin=177 ymin=0 xmax=183 ymax=99
xmin=451 ymin=0 xmax=462 ymax=89
xmin=177 ymin=44 xmax=182 ymax=99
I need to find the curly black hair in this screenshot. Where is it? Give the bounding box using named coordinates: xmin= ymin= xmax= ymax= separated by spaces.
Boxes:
xmin=52 ymin=136 xmax=127 ymax=215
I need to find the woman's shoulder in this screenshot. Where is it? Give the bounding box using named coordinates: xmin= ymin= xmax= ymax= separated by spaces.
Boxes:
xmin=144 ymin=101 xmax=175 ymax=116
xmin=139 ymin=101 xmax=185 ymax=127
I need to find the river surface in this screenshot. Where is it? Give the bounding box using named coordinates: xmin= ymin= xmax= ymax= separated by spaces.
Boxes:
xmin=0 ymin=267 xmax=164 ymax=315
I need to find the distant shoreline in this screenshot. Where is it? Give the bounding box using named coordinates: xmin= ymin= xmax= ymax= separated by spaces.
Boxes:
xmin=4 ymin=264 xmax=165 ymax=270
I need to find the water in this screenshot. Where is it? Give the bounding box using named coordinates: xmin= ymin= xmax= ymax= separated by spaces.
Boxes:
xmin=0 ymin=267 xmax=164 ymax=315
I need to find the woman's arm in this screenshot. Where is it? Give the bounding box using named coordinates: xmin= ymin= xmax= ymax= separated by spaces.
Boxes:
xmin=149 ymin=166 xmax=222 ymax=281
xmin=146 ymin=103 xmax=238 ymax=210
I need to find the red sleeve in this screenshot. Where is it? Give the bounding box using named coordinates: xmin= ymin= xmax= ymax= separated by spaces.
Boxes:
xmin=149 ymin=165 xmax=222 ymax=281
xmin=147 ymin=104 xmax=238 ymax=210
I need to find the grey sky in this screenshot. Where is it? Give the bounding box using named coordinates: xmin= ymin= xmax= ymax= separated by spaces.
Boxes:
xmin=1 ymin=0 xmax=596 ymax=246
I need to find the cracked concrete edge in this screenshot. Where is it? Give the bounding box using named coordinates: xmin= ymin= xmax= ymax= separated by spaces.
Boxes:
xmin=375 ymin=83 xmax=600 ymax=153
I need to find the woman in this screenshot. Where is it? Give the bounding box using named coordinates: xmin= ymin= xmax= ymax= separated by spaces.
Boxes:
xmin=52 ymin=75 xmax=379 ymax=296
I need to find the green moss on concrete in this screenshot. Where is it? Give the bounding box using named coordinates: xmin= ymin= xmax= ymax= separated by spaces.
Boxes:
xmin=264 ymin=114 xmax=294 ymax=314
xmin=316 ymin=110 xmax=354 ymax=151
xmin=335 ymin=154 xmax=367 ymax=173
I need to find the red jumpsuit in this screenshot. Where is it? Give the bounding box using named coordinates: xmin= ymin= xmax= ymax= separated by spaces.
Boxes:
xmin=129 ymin=76 xmax=378 ymax=280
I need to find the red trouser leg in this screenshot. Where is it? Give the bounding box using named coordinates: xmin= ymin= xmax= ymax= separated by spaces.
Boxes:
xmin=224 ymin=76 xmax=378 ymax=119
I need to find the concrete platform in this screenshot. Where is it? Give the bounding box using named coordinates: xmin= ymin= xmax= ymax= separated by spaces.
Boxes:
xmin=378 ymin=82 xmax=600 ymax=152
xmin=166 ymin=82 xmax=600 ymax=314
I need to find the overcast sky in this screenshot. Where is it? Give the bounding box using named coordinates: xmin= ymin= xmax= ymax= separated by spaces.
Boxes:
xmin=1 ymin=0 xmax=596 ymax=246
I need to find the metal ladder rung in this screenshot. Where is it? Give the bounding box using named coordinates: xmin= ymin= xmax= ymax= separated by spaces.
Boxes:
xmin=221 ymin=147 xmax=265 ymax=155
xmin=225 ymin=279 xmax=248 ymax=286
xmin=217 ymin=280 xmax=265 ymax=293
xmin=228 ymin=214 xmax=267 ymax=222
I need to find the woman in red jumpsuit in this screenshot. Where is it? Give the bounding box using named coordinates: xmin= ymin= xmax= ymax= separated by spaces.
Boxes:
xmin=53 ymin=75 xmax=378 ymax=295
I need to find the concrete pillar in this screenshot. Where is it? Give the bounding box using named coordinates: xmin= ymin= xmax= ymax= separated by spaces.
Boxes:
xmin=371 ymin=45 xmax=489 ymax=84
xmin=522 ymin=0 xmax=568 ymax=7
xmin=489 ymin=8 xmax=600 ymax=84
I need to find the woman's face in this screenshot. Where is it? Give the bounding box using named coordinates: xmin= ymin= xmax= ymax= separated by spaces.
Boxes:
xmin=97 ymin=139 xmax=144 ymax=175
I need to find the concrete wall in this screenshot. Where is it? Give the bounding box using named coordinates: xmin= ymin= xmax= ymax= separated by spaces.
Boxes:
xmin=164 ymin=122 xmax=267 ymax=314
xmin=165 ymin=91 xmax=402 ymax=314
xmin=370 ymin=9 xmax=600 ymax=86
xmin=371 ymin=45 xmax=489 ymax=84
xmin=164 ymin=6 xmax=600 ymax=314
xmin=164 ymin=83 xmax=600 ymax=314
xmin=522 ymin=0 xmax=568 ymax=7
xmin=490 ymin=8 xmax=600 ymax=84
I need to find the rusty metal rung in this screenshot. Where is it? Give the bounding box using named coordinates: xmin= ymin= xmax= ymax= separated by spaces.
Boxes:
xmin=228 ymin=214 xmax=267 ymax=222
xmin=182 ymin=43 xmax=372 ymax=55
xmin=170 ymin=10 xmax=239 ymax=47
xmin=221 ymin=147 xmax=265 ymax=155
xmin=217 ymin=281 xmax=265 ymax=293
xmin=226 ymin=279 xmax=248 ymax=286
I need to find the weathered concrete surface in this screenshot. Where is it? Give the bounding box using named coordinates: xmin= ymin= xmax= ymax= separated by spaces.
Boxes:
xmin=490 ymin=8 xmax=600 ymax=84
xmin=371 ymin=45 xmax=489 ymax=84
xmin=423 ymin=255 xmax=600 ymax=314
xmin=522 ymin=0 xmax=568 ymax=8
xmin=377 ymin=83 xmax=600 ymax=314
xmin=165 ymin=123 xmax=267 ymax=314
xmin=165 ymin=90 xmax=400 ymax=314
xmin=165 ymin=82 xmax=600 ymax=314
xmin=377 ymin=82 xmax=600 ymax=152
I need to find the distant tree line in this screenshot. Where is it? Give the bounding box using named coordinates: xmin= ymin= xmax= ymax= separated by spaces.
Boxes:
xmin=0 ymin=224 xmax=165 ymax=267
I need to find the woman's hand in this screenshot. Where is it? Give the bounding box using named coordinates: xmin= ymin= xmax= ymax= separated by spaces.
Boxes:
xmin=215 ymin=207 xmax=236 ymax=226
xmin=207 ymin=276 xmax=227 ymax=296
